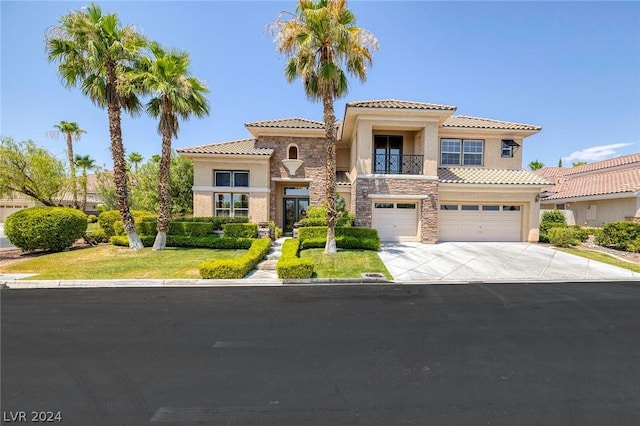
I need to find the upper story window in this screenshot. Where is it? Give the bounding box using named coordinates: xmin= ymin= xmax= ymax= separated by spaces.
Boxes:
xmin=440 ymin=139 xmax=484 ymax=166
xmin=501 ymin=139 xmax=519 ymax=158
xmin=214 ymin=170 xmax=249 ymax=187
xmin=287 ymin=145 xmax=298 ymax=160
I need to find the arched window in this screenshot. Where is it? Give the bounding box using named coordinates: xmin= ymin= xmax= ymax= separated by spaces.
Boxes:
xmin=287 ymin=145 xmax=298 ymax=160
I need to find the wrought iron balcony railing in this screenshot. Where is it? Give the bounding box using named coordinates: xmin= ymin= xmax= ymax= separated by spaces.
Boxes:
xmin=373 ymin=154 xmax=423 ymax=175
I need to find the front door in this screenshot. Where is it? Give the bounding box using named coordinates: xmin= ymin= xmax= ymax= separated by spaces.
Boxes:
xmin=283 ymin=198 xmax=309 ymax=234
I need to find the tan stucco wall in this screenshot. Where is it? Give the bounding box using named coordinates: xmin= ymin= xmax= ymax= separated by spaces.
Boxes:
xmin=439 ymin=185 xmax=541 ymax=242
xmin=544 ymin=197 xmax=640 ymax=227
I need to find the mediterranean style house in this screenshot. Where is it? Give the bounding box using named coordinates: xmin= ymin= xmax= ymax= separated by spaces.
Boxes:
xmin=536 ymin=153 xmax=640 ymax=227
xmin=177 ymin=99 xmax=549 ymax=242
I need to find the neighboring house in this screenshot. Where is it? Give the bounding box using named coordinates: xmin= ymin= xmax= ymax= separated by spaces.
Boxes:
xmin=178 ymin=99 xmax=549 ymax=242
xmin=0 ymin=173 xmax=101 ymax=221
xmin=536 ymin=153 xmax=640 ymax=227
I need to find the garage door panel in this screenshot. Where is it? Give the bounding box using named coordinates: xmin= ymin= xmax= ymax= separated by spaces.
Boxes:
xmin=439 ymin=204 xmax=522 ymax=242
xmin=373 ymin=202 xmax=418 ymax=242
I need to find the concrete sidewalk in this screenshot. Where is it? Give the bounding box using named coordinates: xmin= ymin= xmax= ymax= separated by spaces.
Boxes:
xmin=378 ymin=242 xmax=640 ymax=282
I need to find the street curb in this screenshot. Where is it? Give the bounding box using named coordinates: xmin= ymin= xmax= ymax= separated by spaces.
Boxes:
xmin=2 ymin=277 xmax=638 ymax=289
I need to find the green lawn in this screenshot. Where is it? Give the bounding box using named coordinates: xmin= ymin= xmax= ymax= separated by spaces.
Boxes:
xmin=301 ymin=249 xmax=392 ymax=279
xmin=1 ymin=245 xmax=246 ymax=280
xmin=555 ymin=247 xmax=640 ymax=273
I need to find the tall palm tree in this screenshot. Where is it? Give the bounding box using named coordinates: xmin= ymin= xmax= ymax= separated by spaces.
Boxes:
xmin=128 ymin=151 xmax=144 ymax=174
xmin=271 ymin=0 xmax=378 ymax=253
xmin=46 ymin=3 xmax=146 ymax=249
xmin=75 ymin=154 xmax=96 ymax=212
xmin=47 ymin=121 xmax=85 ymax=209
xmin=131 ymin=41 xmax=209 ymax=250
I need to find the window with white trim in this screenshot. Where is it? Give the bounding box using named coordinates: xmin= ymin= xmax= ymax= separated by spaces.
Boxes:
xmin=215 ymin=193 xmax=249 ymax=217
xmin=214 ymin=170 xmax=249 ymax=187
xmin=440 ymin=139 xmax=484 ymax=166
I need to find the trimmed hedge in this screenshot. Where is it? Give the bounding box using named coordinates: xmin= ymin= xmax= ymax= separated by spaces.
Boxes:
xmin=223 ymin=223 xmax=258 ymax=238
xmin=171 ymin=216 xmax=249 ymax=230
xmin=199 ymin=238 xmax=271 ymax=279
xmin=110 ymin=235 xmax=254 ymax=249
xmin=276 ymin=239 xmax=314 ymax=279
xmin=5 ymin=207 xmax=87 ymax=252
xmin=98 ymin=210 xmax=156 ymax=237
xmin=87 ymin=228 xmax=109 ymax=244
xmin=298 ymin=226 xmax=381 ymax=250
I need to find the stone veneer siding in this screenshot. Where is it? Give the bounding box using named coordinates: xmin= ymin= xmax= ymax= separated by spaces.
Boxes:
xmin=255 ymin=136 xmax=328 ymax=221
xmin=354 ymin=177 xmax=439 ymax=243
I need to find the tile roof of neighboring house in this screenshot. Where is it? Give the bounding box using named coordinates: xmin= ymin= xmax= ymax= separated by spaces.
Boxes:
xmin=542 ymin=167 xmax=640 ymax=200
xmin=177 ymin=139 xmax=274 ymax=156
xmin=442 ymin=116 xmax=542 ymax=131
xmin=346 ymin=99 xmax=457 ymax=111
xmin=438 ymin=167 xmax=550 ymax=185
xmin=245 ymin=117 xmax=326 ymax=129
xmin=552 ymin=152 xmax=640 ymax=176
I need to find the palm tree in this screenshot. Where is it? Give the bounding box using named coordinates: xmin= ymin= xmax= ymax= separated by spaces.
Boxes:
xmin=47 ymin=121 xmax=85 ymax=209
xmin=131 ymin=41 xmax=209 ymax=250
xmin=528 ymin=160 xmax=545 ymax=171
xmin=46 ymin=3 xmax=146 ymax=249
xmin=75 ymin=154 xmax=96 ymax=212
xmin=270 ymin=0 xmax=378 ymax=253
xmin=128 ymin=151 xmax=144 ymax=174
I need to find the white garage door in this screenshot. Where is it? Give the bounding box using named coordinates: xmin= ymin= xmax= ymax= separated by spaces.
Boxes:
xmin=372 ymin=202 xmax=418 ymax=242
xmin=439 ymin=204 xmax=522 ymax=242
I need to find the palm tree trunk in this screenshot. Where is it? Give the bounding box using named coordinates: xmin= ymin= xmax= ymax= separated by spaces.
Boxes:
xmin=153 ymin=127 xmax=172 ymax=251
xmin=106 ymin=60 xmax=143 ymax=250
xmin=66 ymin=133 xmax=78 ymax=209
xmin=323 ymin=94 xmax=337 ymax=254
xmin=80 ymin=170 xmax=88 ymax=212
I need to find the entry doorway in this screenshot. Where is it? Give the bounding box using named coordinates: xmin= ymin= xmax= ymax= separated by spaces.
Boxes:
xmin=283 ymin=198 xmax=309 ymax=234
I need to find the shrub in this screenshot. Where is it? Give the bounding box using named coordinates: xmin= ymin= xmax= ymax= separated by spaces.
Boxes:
xmin=87 ymin=228 xmax=109 ymax=244
xmin=223 ymin=223 xmax=258 ymax=238
xmin=596 ymin=222 xmax=640 ymax=250
xmin=548 ymin=227 xmax=580 ymax=247
xmin=169 ymin=221 xmax=214 ymax=237
xmin=269 ymin=221 xmax=283 ymax=239
xmin=87 ymin=214 xmax=98 ymax=223
xmin=540 ymin=210 xmax=567 ymax=234
xmin=109 ymin=234 xmax=253 ymax=249
xmin=5 ymin=207 xmax=87 ymax=252
xmin=110 ymin=235 xmax=155 ymax=247
xmin=98 ymin=210 xmax=155 ymax=237
xmin=199 ymin=238 xmax=271 ymax=279
xmin=276 ymin=239 xmax=314 ymax=279
xmin=568 ymin=225 xmax=589 ymax=242
xmin=298 ymin=226 xmax=381 ymax=250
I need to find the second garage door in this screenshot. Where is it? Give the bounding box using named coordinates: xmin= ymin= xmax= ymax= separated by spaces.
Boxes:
xmin=439 ymin=204 xmax=522 ymax=242
xmin=372 ymin=201 xmax=418 ymax=242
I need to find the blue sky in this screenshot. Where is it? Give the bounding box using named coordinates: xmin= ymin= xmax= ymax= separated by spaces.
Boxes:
xmin=1 ymin=1 xmax=639 ymax=170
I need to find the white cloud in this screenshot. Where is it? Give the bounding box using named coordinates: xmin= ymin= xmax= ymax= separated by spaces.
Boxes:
xmin=563 ymin=143 xmax=635 ymax=163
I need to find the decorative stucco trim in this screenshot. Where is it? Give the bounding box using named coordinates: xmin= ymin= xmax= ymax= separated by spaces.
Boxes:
xmin=271 ymin=177 xmax=314 ymax=183
xmin=368 ymin=194 xmax=433 ymax=200
xmin=541 ymin=192 xmax=639 ymax=204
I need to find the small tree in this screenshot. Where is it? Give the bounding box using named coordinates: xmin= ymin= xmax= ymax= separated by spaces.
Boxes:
xmin=127 ymin=152 xmax=144 ymax=174
xmin=572 ymin=161 xmax=587 ymax=167
xmin=0 ymin=137 xmax=67 ymax=206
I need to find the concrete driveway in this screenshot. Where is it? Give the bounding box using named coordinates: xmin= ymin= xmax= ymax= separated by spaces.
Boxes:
xmin=378 ymin=242 xmax=640 ymax=282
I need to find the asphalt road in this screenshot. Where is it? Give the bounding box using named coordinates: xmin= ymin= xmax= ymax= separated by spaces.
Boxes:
xmin=2 ymin=283 xmax=640 ymax=425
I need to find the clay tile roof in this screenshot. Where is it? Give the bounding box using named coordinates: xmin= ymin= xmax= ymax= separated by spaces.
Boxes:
xmin=442 ymin=116 xmax=541 ymax=131
xmin=245 ymin=117 xmax=326 ymax=129
xmin=543 ymin=167 xmax=640 ymax=200
xmin=438 ymin=167 xmax=550 ymax=185
xmin=346 ymin=99 xmax=457 ymax=111
xmin=558 ymin=152 xmax=640 ymax=176
xmin=177 ymin=138 xmax=273 ymax=156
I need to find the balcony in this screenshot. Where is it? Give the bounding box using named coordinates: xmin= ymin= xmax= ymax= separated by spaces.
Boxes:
xmin=373 ymin=154 xmax=423 ymax=175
